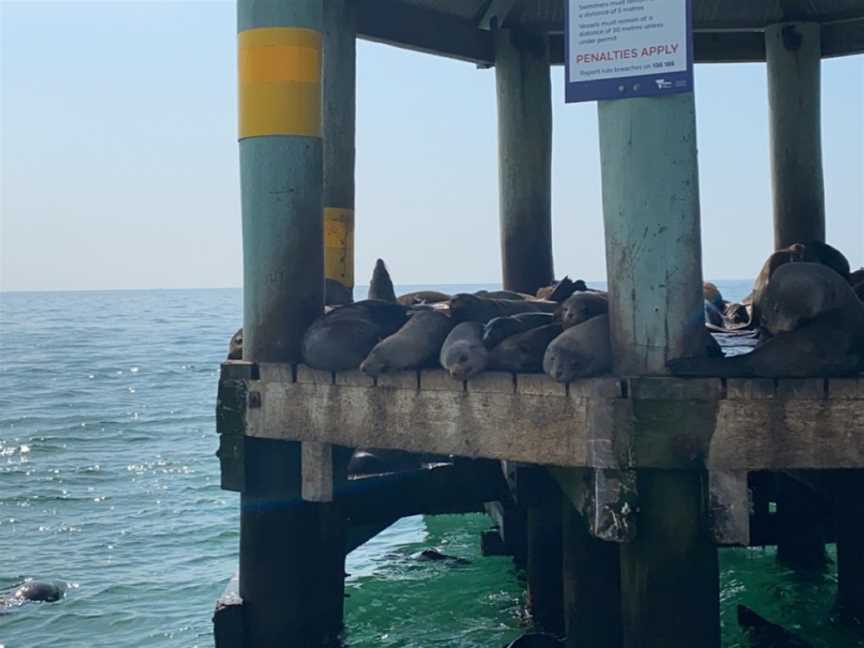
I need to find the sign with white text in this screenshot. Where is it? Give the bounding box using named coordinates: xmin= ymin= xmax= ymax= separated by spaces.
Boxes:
xmin=565 ymin=0 xmax=693 ymax=103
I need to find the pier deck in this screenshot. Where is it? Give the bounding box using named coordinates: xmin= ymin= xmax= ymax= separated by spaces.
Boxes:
xmin=218 ymin=361 xmax=864 ymax=472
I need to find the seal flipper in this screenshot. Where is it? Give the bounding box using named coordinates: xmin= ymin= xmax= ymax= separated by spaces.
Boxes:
xmin=368 ymin=259 xmax=397 ymax=302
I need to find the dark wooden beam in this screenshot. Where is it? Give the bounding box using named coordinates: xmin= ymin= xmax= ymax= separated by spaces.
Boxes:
xmin=354 ymin=0 xmax=494 ymax=65
xmin=823 ymin=18 xmax=864 ymax=58
xmin=478 ymin=0 xmax=522 ymax=30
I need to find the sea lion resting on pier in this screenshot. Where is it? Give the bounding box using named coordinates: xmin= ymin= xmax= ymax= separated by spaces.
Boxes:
xmin=302 ymin=300 xmax=409 ymax=371
xmin=482 ymin=312 xmax=555 ymax=350
xmin=558 ymin=291 xmax=608 ymax=329
xmin=669 ymin=263 xmax=864 ymax=377
xmin=450 ymin=293 xmax=558 ymax=325
xmin=361 ymin=310 xmax=454 ymax=377
xmin=544 ymin=315 xmax=611 ymax=382
xmin=440 ymin=322 xmax=489 ymax=380
xmin=398 ymin=290 xmax=451 ymax=306
xmin=488 ymin=323 xmax=563 ymax=373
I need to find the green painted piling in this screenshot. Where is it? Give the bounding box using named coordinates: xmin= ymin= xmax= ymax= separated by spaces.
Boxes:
xmin=598 ymin=92 xmax=720 ymax=648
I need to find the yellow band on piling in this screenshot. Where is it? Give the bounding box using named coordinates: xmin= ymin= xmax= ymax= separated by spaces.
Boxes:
xmin=238 ymin=27 xmax=322 ymax=139
xmin=324 ymin=208 xmax=355 ymax=288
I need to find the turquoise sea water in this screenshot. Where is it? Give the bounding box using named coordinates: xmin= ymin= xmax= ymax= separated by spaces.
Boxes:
xmin=0 ymin=286 xmax=861 ymax=647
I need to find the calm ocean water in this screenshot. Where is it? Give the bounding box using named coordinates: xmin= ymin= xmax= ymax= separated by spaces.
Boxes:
xmin=0 ymin=285 xmax=860 ymax=647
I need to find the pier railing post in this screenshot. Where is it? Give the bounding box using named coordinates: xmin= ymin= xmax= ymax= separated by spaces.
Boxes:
xmin=766 ymin=22 xmax=824 ymax=249
xmin=323 ymin=0 xmax=356 ymax=292
xmin=598 ymin=92 xmax=720 ymax=648
xmin=236 ymin=1 xmax=342 ymax=645
xmin=495 ymin=28 xmax=554 ymax=295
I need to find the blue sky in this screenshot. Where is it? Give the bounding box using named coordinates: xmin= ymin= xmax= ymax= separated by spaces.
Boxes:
xmin=1 ymin=1 xmax=861 ymax=291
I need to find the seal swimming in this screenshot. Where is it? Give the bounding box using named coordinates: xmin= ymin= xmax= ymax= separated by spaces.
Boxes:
xmin=1 ymin=581 xmax=64 ymax=606
xmin=439 ymin=322 xmax=489 ymax=380
xmin=361 ymin=310 xmax=454 ymax=376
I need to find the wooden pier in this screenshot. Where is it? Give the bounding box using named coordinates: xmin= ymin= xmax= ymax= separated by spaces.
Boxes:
xmin=217 ymin=1 xmax=864 ymax=646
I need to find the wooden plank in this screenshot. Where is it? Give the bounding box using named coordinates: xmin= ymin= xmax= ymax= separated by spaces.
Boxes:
xmin=466 ymin=371 xmax=515 ymax=394
xmin=355 ymin=0 xmax=495 ymax=64
xmin=375 ymin=370 xmax=419 ymax=390
xmin=296 ymin=365 xmax=334 ymax=385
xmin=829 ymin=377 xmax=864 ymax=399
xmin=518 ymin=373 xmax=566 ymax=397
xmin=726 ymin=378 xmax=776 ymax=400
xmin=822 ymin=17 xmax=864 ymax=58
xmin=248 ymin=382 xmax=589 ymax=466
xmin=551 ymin=468 xmax=638 ymax=543
xmin=420 ymin=368 xmax=464 ymax=392
xmin=629 ymin=377 xmax=722 ymax=400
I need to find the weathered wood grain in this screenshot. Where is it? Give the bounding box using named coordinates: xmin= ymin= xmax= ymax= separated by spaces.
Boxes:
xmin=709 ymin=470 xmax=750 ymax=546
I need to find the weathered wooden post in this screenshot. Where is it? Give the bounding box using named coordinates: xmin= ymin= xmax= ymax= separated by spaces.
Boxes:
xmin=323 ymin=0 xmax=356 ymax=292
xmin=599 ymin=93 xmax=720 ymax=648
xmin=237 ymin=1 xmax=341 ymax=645
xmin=834 ymin=471 xmax=864 ymax=620
xmin=767 ymin=21 xmax=829 ymax=570
xmin=495 ymin=28 xmax=554 ymax=295
xmin=495 ymin=26 xmax=561 ymax=632
xmin=766 ymin=22 xmax=824 ymax=249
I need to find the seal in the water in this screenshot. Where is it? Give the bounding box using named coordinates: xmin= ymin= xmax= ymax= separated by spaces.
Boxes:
xmin=398 ymin=290 xmax=451 ymax=306
xmin=415 ymin=549 xmax=471 ymax=565
xmin=227 ymin=328 xmax=243 ymax=360
xmin=488 ymin=323 xmax=563 ymax=373
xmin=558 ymin=292 xmax=608 ymax=329
xmin=670 ymin=263 xmax=864 ymax=377
xmin=450 ymin=293 xmax=558 ymax=324
xmin=368 ymin=258 xmax=397 ymax=302
xmin=439 ymin=322 xmax=489 ymax=380
xmin=361 ymin=310 xmax=454 ymax=376
xmin=1 ymin=581 xmax=64 ymax=606
xmin=482 ymin=312 xmax=555 ymax=350
xmin=347 ymin=449 xmax=426 ymax=475
xmin=544 ymin=315 xmax=611 ymax=382
xmin=302 ymin=300 xmax=409 ymax=371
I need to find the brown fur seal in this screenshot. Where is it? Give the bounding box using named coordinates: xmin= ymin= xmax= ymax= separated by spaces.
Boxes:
xmin=368 ymin=258 xmax=397 ymax=302
xmin=543 ymin=315 xmax=611 ymax=382
xmin=228 ymin=328 xmax=243 ymax=360
xmin=559 ymin=292 xmax=608 ymax=329
xmin=439 ymin=322 xmax=489 ymax=380
xmin=670 ymin=263 xmax=864 ymax=377
xmin=474 ymin=289 xmax=532 ymax=301
xmin=482 ymin=312 xmax=555 ymax=350
xmin=302 ymin=301 xmax=409 ymax=371
xmin=398 ymin=290 xmax=451 ymax=306
xmin=1 ymin=581 xmax=64 ymax=605
xmin=361 ymin=310 xmax=454 ymax=377
xmin=703 ymin=282 xmax=723 ymax=307
xmin=488 ymin=323 xmax=563 ymax=373
xmin=536 ymin=276 xmax=582 ymax=302
xmin=450 ymin=293 xmax=558 ymax=324
xmin=749 ymin=241 xmax=851 ymax=328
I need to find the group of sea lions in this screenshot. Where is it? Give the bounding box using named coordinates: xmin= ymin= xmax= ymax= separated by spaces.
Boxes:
xmin=230 ymin=242 xmax=864 ymax=380
xmin=675 ymin=241 xmax=864 ymax=377
xmin=296 ymin=260 xmax=614 ymax=383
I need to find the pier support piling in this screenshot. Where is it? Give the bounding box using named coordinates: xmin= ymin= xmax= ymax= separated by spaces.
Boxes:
xmin=236 ymin=2 xmax=344 ymax=645
xmin=323 ymin=0 xmax=356 ymax=291
xmin=495 ymin=28 xmax=554 ymax=295
xmin=562 ymin=498 xmax=621 ymax=648
xmin=598 ymin=92 xmax=720 ymax=648
xmin=833 ymin=471 xmax=864 ymax=620
xmin=766 ymin=22 xmax=824 ymax=249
